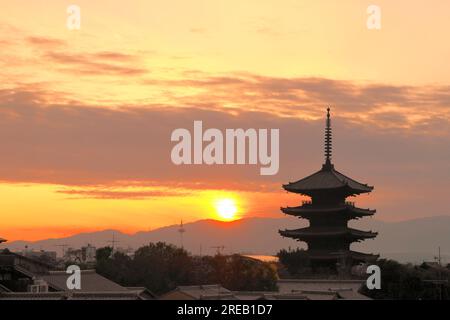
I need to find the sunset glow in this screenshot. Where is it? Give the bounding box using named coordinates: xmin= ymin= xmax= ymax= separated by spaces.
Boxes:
xmin=0 ymin=1 xmax=449 ymax=243
xmin=215 ymin=199 xmax=238 ymax=221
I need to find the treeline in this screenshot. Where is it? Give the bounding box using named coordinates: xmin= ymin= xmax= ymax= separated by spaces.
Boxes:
xmin=95 ymin=242 xmax=278 ymax=295
xmin=278 ymin=248 xmax=450 ymax=300
xmin=361 ymin=259 xmax=450 ymax=300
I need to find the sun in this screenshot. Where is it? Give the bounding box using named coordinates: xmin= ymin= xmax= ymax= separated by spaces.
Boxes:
xmin=215 ymin=198 xmax=238 ymax=221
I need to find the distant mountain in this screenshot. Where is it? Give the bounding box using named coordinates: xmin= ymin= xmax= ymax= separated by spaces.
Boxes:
xmin=2 ymin=216 xmax=449 ymax=264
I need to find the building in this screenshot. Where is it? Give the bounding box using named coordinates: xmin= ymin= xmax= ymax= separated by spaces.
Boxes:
xmin=0 ymin=249 xmax=155 ymax=300
xmin=280 ymin=108 xmax=378 ymax=273
xmin=160 ymin=284 xmax=237 ymax=300
xmin=160 ymin=282 xmax=370 ymax=300
xmin=81 ymin=244 xmax=96 ymax=264
xmin=63 ymin=244 xmax=96 ymax=265
xmin=276 ymin=279 xmax=370 ymax=300
xmin=15 ymin=250 xmax=57 ymax=263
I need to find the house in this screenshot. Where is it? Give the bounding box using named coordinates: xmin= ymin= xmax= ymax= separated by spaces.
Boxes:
xmin=277 ymin=279 xmax=371 ymax=300
xmin=160 ymin=284 xmax=237 ymax=300
xmin=0 ymin=249 xmax=155 ymax=300
xmin=160 ymin=279 xmax=370 ymax=300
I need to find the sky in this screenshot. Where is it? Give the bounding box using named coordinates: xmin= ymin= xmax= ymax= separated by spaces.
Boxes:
xmin=0 ymin=0 xmax=449 ymax=241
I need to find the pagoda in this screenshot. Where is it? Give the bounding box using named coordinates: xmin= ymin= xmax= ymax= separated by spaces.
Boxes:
xmin=279 ymin=108 xmax=378 ymax=272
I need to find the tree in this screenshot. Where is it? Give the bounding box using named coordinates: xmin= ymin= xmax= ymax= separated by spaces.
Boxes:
xmin=95 ymin=243 xmax=278 ymax=295
xmin=96 ymin=242 xmax=193 ymax=295
xmin=360 ymin=259 xmax=450 ymax=300
xmin=129 ymin=242 xmax=193 ymax=294
xmin=277 ymin=248 xmax=310 ymax=276
xmin=191 ymin=254 xmax=278 ymax=291
xmin=96 ymin=246 xmax=113 ymax=261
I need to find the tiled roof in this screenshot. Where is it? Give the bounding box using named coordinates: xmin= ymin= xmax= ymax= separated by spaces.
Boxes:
xmin=0 ymin=291 xmax=150 ymax=300
xmin=279 ymin=227 xmax=378 ymax=239
xmin=281 ymin=204 xmax=375 ymax=218
xmin=0 ymin=292 xmax=66 ymax=300
xmin=283 ymin=167 xmax=373 ymax=195
xmin=38 ymin=270 xmax=129 ymax=292
xmin=277 ymin=279 xmax=371 ymax=300
xmin=162 ymin=284 xmax=235 ymax=300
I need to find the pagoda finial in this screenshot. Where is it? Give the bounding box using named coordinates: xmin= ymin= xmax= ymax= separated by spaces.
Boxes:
xmin=324 ymin=107 xmax=332 ymax=169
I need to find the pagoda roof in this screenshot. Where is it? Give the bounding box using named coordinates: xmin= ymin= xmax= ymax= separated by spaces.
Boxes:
xmin=281 ymin=204 xmax=375 ymax=218
xmin=283 ymin=164 xmax=373 ymax=195
xmin=279 ymin=227 xmax=377 ymax=241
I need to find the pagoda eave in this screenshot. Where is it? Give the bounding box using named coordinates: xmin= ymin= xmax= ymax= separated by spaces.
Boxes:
xmin=279 ymin=228 xmax=378 ymax=241
xmin=282 ymin=164 xmax=374 ymax=196
xmin=282 ymin=184 xmax=372 ymax=197
xmin=307 ymin=250 xmax=379 ymax=262
xmin=280 ymin=205 xmax=375 ymax=218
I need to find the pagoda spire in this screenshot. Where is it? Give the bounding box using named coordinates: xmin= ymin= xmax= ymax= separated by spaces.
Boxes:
xmin=324 ymin=107 xmax=332 ymax=169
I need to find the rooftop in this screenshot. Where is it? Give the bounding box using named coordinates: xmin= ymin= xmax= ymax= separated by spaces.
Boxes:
xmin=279 ymin=227 xmax=378 ymax=240
xmin=38 ymin=269 xmax=130 ymax=292
xmin=277 ymin=279 xmax=371 ymax=300
xmin=283 ymin=167 xmax=373 ymax=195
xmin=160 ymin=284 xmax=237 ymax=300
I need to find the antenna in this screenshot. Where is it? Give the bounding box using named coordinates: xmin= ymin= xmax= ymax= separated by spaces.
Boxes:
xmin=178 ymin=220 xmax=186 ymax=249
xmin=435 ymin=246 xmax=442 ymax=267
xmin=422 ymin=246 xmax=447 ymax=300
xmin=107 ymin=232 xmax=120 ymax=252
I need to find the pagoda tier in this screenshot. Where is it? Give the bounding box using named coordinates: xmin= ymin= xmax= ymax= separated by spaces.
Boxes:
xmin=281 ymin=203 xmax=375 ymax=220
xmin=279 ymin=227 xmax=378 ymax=242
xmin=282 ymin=164 xmax=373 ymax=198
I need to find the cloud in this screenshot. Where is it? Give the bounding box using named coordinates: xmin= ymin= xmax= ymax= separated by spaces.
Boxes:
xmin=0 ymin=84 xmax=449 ymax=218
xmin=56 ymin=186 xmax=191 ymax=200
xmin=26 ymin=36 xmax=66 ymax=48
xmin=189 ymin=27 xmax=206 ymax=34
xmin=45 ymin=52 xmax=147 ymax=76
xmin=141 ymin=74 xmax=450 ymax=129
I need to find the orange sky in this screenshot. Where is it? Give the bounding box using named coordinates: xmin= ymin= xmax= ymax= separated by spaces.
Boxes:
xmin=0 ymin=0 xmax=449 ymax=241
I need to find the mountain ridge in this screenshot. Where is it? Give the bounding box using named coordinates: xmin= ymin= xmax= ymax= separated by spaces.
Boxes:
xmin=2 ymin=216 xmax=449 ymax=263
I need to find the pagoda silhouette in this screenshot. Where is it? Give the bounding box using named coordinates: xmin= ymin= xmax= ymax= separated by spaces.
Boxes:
xmin=280 ymin=108 xmax=378 ymax=273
